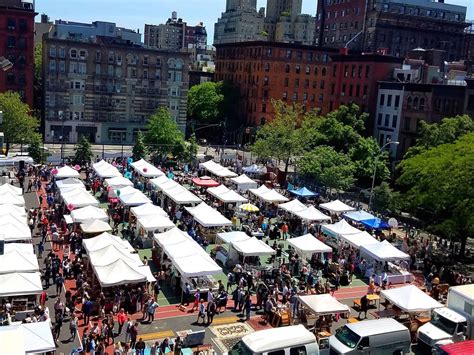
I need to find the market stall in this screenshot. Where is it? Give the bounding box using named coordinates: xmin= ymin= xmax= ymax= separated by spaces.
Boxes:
xmin=360 ymin=240 xmax=413 ymax=285
xmin=213 ymin=231 xmax=250 ymax=266
xmin=229 ymin=237 xmax=276 ymax=268
xmin=0 ymin=321 xmax=56 ymax=354
xmin=338 ymin=230 xmax=378 ymax=249
xmin=55 ymin=177 xmax=84 ymax=191
xmin=278 ymin=199 xmax=307 ymax=214
xmin=0 ymin=191 xmax=25 ymax=206
xmin=70 ymin=205 xmax=108 ymax=223
xmin=249 ymin=185 xmax=289 ymax=203
xmin=0 ymin=183 xmax=22 ymax=195
xmin=0 ymin=204 xmax=26 ymax=217
xmin=230 ymin=174 xmax=258 ymax=192
xmin=289 ymin=187 xmax=319 ymax=198
xmin=82 ymin=232 xmax=135 ymax=253
xmin=117 ymin=186 xmax=152 ymax=206
xmin=130 ymin=203 xmax=168 ymax=219
xmin=0 ymin=272 xmax=43 ymax=299
xmin=0 ymin=217 xmax=31 ymax=241
xmin=288 ymin=234 xmax=332 ymax=259
xmin=61 ymin=188 xmax=99 ymax=208
xmin=380 ymin=285 xmax=443 ymax=313
xmin=137 ymin=214 xmax=175 ymax=236
xmin=93 ymin=160 xmax=122 ymax=178
xmin=151 ymin=176 xmax=201 ymax=206
xmin=200 ymin=160 xmax=238 ymax=178
xmin=207 ymin=184 xmax=248 ymax=204
xmin=242 ymin=164 xmax=266 ymax=175
xmin=87 ymin=244 xmax=143 ymax=267
xmin=54 ymin=165 xmax=80 ymax=179
xmin=319 ymin=200 xmax=355 ymax=214
xmin=130 ymin=159 xmax=164 ymax=178
xmin=0 ymin=250 xmax=39 ymax=274
xmin=185 ymin=202 xmax=232 ymax=228
xmin=91 ymin=259 xmax=152 ymax=288
xmin=192 ymin=176 xmax=220 ymax=188
xmin=80 ymin=219 xmax=112 ymax=235
xmin=294 ymin=206 xmax=331 ymax=222
xmin=322 ymin=219 xmax=361 ymax=238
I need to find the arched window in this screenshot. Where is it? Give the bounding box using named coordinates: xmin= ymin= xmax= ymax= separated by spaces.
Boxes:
xmin=167 ymin=58 xmax=176 ymax=68
xmin=314 ymin=66 xmax=318 ymax=76
xmin=70 ymin=49 xmax=77 ymax=59
xmin=285 ymin=64 xmax=290 ymax=73
xmin=322 ymin=67 xmax=327 ymax=76
xmin=413 ymin=97 xmax=419 ymax=110
xmin=264 ymin=63 xmax=270 ymax=72
xmin=175 ymin=59 xmax=184 ymax=70
xmin=419 ymin=98 xmax=425 ymax=110
xmin=407 ymin=96 xmax=413 ymax=109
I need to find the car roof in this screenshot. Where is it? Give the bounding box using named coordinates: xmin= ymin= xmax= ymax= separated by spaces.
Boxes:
xmin=242 ymin=325 xmax=316 ymax=352
xmin=346 ymin=318 xmax=408 ymax=336
xmin=434 ymin=307 xmax=467 ymax=323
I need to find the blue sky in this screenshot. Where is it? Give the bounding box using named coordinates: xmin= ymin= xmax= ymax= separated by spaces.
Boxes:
xmin=36 ymin=0 xmax=473 ymax=43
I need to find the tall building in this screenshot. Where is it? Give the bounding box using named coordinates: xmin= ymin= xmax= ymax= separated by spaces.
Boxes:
xmin=214 ymin=41 xmax=402 ymax=128
xmin=214 ymin=0 xmax=265 ymax=44
xmin=42 ymin=20 xmax=189 ymax=144
xmin=0 ymin=0 xmax=36 ymax=108
xmin=266 ymin=0 xmax=302 ymax=22
xmin=316 ymin=0 xmax=469 ymax=60
xmin=184 ymin=22 xmax=207 ymax=50
xmin=35 ymin=14 xmax=54 ymax=45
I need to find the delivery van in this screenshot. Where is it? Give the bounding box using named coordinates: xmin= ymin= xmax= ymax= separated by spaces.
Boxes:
xmin=226 ymin=324 xmax=319 ymax=355
xmin=329 ymin=318 xmax=411 ymax=354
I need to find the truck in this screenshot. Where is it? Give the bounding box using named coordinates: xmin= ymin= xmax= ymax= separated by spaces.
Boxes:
xmin=417 ymin=284 xmax=474 ymax=348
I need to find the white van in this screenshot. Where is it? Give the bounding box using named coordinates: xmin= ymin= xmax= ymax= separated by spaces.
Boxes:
xmin=329 ymin=318 xmax=411 ymax=354
xmin=226 ymin=324 xmax=319 ymax=355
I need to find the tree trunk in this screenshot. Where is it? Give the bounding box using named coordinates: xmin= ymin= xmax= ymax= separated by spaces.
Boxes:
xmin=5 ymin=142 xmax=10 ymax=156
xmin=284 ymin=157 xmax=290 ymax=174
xmin=459 ymin=235 xmax=467 ymax=257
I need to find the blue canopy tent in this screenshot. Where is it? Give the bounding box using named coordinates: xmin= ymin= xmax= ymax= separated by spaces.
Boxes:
xmin=360 ymin=218 xmax=390 ymax=230
xmin=343 ymin=210 xmax=375 ymax=222
xmin=289 ymin=187 xmax=319 ymax=198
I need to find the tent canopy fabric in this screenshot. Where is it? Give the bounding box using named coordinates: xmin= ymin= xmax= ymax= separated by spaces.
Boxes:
xmin=55 ymin=177 xmax=84 ymax=190
xmin=137 ymin=215 xmax=175 ymax=231
xmin=231 ymin=237 xmax=276 ymax=256
xmin=105 ymin=176 xmax=134 ymax=188
xmin=249 ymin=185 xmax=289 ymax=203
xmin=289 ymin=187 xmax=318 ymax=198
xmin=201 ymin=160 xmax=238 ymax=178
xmin=322 ymin=219 xmax=361 ymax=237
xmin=0 ymin=183 xmax=22 ymax=195
xmin=61 ymin=189 xmax=99 ymax=208
xmin=154 ymin=227 xmax=193 ymax=248
xmin=207 ymin=185 xmax=248 ymax=204
xmin=320 ymin=199 xmax=355 ymax=213
xmin=294 ymin=206 xmax=331 ymax=221
xmin=151 ymin=177 xmax=201 ymax=205
xmin=343 ymin=210 xmax=375 ymax=222
xmin=230 ymin=174 xmax=258 ymax=191
xmin=92 ymin=259 xmax=148 ymax=287
xmin=185 ymin=202 xmax=232 ymax=227
xmin=172 ymin=254 xmax=222 ymax=278
xmin=70 ymin=205 xmax=108 ymax=223
xmin=80 ymin=219 xmax=112 ymax=234
xmin=360 ymin=240 xmax=410 ymax=262
xmin=131 ymin=203 xmax=168 ymax=219
xmin=339 ymin=230 xmax=379 ymax=248
xmin=288 ymin=234 xmax=332 ymax=256
xmin=0 ymin=219 xmax=31 ymax=241
xmin=360 ymin=218 xmax=391 ymax=230
xmin=88 ymin=244 xmax=142 ymax=267
xmin=82 ymin=232 xmax=135 ymax=253
xmin=0 ymin=272 xmax=43 ymax=297
xmin=242 ymin=164 xmax=266 ymax=174
xmin=0 ymin=250 xmax=39 ymax=274
xmin=298 ymin=294 xmax=350 ymax=315
xmin=216 ymin=231 xmax=250 ymax=244
xmin=117 ymin=186 xmax=152 ymax=206
xmin=4 ymin=243 xmax=34 ymax=254
xmin=92 ymin=160 xmax=121 ymax=178
xmin=0 ymin=321 xmax=56 ymax=354
xmin=0 ymin=192 xmax=25 ymax=206
xmin=0 ymin=204 xmax=26 ymax=217
xmin=130 ymin=159 xmax=164 ymax=177
xmin=192 ymin=177 xmax=220 ymax=188
xmin=381 ymin=285 xmax=443 ymax=312
xmin=278 ymin=199 xmax=307 ymax=214
xmin=55 ymin=166 xmax=80 ymax=179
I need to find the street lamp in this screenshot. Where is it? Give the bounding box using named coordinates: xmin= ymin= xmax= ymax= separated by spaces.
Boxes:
xmin=368 ymin=140 xmax=399 ymax=210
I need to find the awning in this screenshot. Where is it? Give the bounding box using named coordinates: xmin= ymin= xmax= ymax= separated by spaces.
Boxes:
xmin=322 ymin=219 xmax=360 ymax=237
xmin=289 ymin=187 xmax=318 ymax=198
xmin=151 ymin=177 xmax=201 ymax=205
xmin=298 ymin=294 xmax=350 ymax=315
xmin=137 ymin=215 xmax=175 ymax=231
xmin=288 ymin=234 xmax=332 ymax=256
xmin=0 ymin=250 xmax=39 ymax=274
xmin=207 ymin=185 xmax=248 ymax=204
xmin=54 ymin=165 xmax=80 ymax=179
xmin=360 ymin=240 xmax=410 ymax=262
xmin=192 ymin=176 xmax=220 ymax=187
xmin=230 ymin=174 xmax=258 ymax=191
xmin=185 ymin=202 xmax=232 ymax=227
xmin=231 ymin=237 xmax=276 ymax=257
xmin=201 ymin=160 xmax=238 ymax=178
xmin=130 ymin=159 xmax=164 ymax=177
xmin=249 ymin=185 xmax=289 ymax=203
xmin=80 ymin=219 xmax=112 ymax=234
xmin=294 ymin=206 xmax=331 ymax=222
xmin=320 ymin=199 xmax=355 ymax=213
xmin=0 ymin=272 xmax=43 ymax=297
xmin=278 ymin=199 xmax=307 ymax=214
xmin=70 ymin=205 xmax=108 ymax=223
xmin=117 ymin=186 xmax=152 ymax=206
xmin=131 ymin=203 xmax=168 ymax=219
xmin=0 ymin=183 xmax=22 ymax=195
xmin=381 ymin=285 xmax=443 ymax=312
xmin=0 ymin=321 xmax=56 ymax=354
xmin=216 ymin=231 xmax=250 ymax=244
xmin=339 ymin=230 xmax=379 ymax=248
xmin=360 ymin=218 xmax=391 ymax=230
xmin=82 ymin=232 xmax=135 ymax=253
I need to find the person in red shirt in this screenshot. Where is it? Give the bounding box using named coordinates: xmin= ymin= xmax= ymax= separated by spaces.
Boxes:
xmin=116 ymin=308 xmax=127 ymax=335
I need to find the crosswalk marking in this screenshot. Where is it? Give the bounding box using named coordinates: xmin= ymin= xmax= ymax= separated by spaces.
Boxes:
xmin=211 ymin=316 xmax=240 ymax=325
xmin=139 ymin=330 xmax=175 ymax=341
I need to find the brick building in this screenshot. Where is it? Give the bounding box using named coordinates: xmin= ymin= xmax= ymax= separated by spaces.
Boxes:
xmin=214 ymin=41 xmax=402 ymax=129
xmin=0 ymin=0 xmax=36 ymax=108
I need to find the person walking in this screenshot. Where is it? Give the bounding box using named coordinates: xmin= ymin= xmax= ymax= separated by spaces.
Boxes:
xmin=129 ymin=322 xmax=138 ymax=349
xmin=83 ymin=298 xmax=93 ymax=326
xmin=135 ymin=338 xmax=146 ymax=355
xmin=206 ymin=300 xmax=216 ymax=325
xmin=124 ymin=317 xmax=133 ymax=344
xmin=55 ymin=273 xmax=64 ymax=296
xmin=146 ymin=298 xmax=159 ymax=323
xmin=116 ymin=309 xmax=127 ymax=335
xmin=244 ymin=293 xmax=252 ymax=321
xmin=197 ymin=299 xmax=206 ymax=325
xmin=191 ymin=289 xmax=200 ymax=312
xmin=69 ymin=315 xmax=78 ymax=342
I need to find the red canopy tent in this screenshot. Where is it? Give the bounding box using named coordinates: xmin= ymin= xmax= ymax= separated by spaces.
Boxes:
xmin=192 ymin=176 xmax=220 ymax=188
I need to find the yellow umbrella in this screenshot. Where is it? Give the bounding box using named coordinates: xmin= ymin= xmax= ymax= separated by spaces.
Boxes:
xmin=239 ymin=203 xmax=259 ymax=212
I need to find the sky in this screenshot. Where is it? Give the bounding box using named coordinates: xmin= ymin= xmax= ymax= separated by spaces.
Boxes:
xmin=36 ymin=0 xmax=474 ymax=43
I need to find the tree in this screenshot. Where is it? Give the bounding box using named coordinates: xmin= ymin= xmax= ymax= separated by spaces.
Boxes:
xmin=252 ymin=100 xmax=303 ymax=173
xmin=73 ymin=135 xmax=93 ymax=166
xmin=132 ymin=130 xmax=147 ymax=161
xmin=27 ymin=133 xmax=44 ymax=163
xmin=397 ymin=132 xmax=474 ymax=256
xmin=187 ymin=82 xmax=224 ymax=122
xmin=33 ymin=43 xmax=43 ymax=119
xmin=298 ymin=146 xmax=356 ymax=192
xmin=372 ymin=182 xmax=401 ymax=214
xmin=349 ymin=137 xmax=390 ymax=187
xmin=181 ymin=133 xmax=198 ymax=163
xmin=144 ymin=107 xmax=184 ymax=158
xmin=0 ymin=92 xmax=40 ymax=155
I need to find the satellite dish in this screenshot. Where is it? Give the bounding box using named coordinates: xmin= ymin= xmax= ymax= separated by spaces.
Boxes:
xmin=388 ymin=218 xmax=398 ymax=228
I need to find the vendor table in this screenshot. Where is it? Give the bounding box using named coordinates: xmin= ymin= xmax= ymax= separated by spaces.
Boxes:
xmin=181 ymin=275 xmax=219 ymax=294
xmin=367 ymin=294 xmax=380 ymax=309
xmin=365 ymin=267 xmax=414 ymax=286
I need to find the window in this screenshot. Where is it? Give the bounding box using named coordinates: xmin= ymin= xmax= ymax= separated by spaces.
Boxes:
xmin=285 ymin=64 xmax=290 ymax=73
xmin=387 ymin=94 xmax=392 ymax=107
xmin=392 ymin=115 xmax=398 ymax=128
xmin=344 ymin=65 xmax=348 ymax=78
xmin=292 ymin=92 xmax=298 ymax=101
xmin=294 ymin=79 xmax=299 ymax=88
xmin=283 ymin=91 xmax=288 ymax=100
xmin=320 ymin=80 xmax=325 ymax=89
xmin=322 ymin=67 xmax=327 ymax=76
xmin=108 ymin=51 xmax=115 ymax=62
xmin=365 ymin=65 xmax=370 ymax=78
xmin=50 ymin=46 xmax=57 ymax=57
xmin=377 ymin=113 xmax=383 ymax=126
xmin=404 ymin=117 xmax=411 ymax=130
xmin=70 ymin=49 xmax=77 ymax=59
xmin=143 ymin=69 xmax=148 ymax=79
xmin=78 ymin=63 xmax=87 ymax=74
xmin=290 ymin=346 xmax=307 ymax=355
xmin=314 ymin=67 xmax=318 ymax=76
xmin=6 ymin=73 xmax=15 ymax=85
xmin=284 ymin=78 xmax=289 ymax=87
xmin=286 ymin=50 xmax=292 ymax=59
xmin=49 ymin=60 xmax=56 ymax=73
xmin=59 ymin=61 xmax=65 ymax=73
xmin=304 ymin=79 xmax=309 ymax=88
xmin=95 ymin=64 xmax=101 ymax=75
xmin=96 ymin=51 xmax=101 ymax=61
xmin=7 ymin=18 xmax=16 ymax=29
xmin=295 ymin=65 xmax=301 ymax=74
xmin=7 ymin=36 xmax=15 ymax=48
xmin=108 ymin=65 xmax=114 ymax=76
xmin=379 ymin=94 xmax=385 ymax=106
xmin=264 ymin=76 xmax=269 ymax=86
xmin=264 ymin=63 xmax=270 ymax=72
xmin=116 ymin=67 xmax=122 ymax=78
xmin=394 ymin=95 xmax=400 ymax=108
xmin=143 ymin=55 xmax=149 ymax=65
xmin=385 ymin=114 xmax=390 ymax=127
xmin=305 ymin=66 xmax=310 ymax=75
xmin=413 ymin=97 xmax=419 ymax=110
xmin=268 ymin=350 xmax=285 ymax=355
xmin=79 ymin=50 xmax=86 ymax=59
xmin=59 ymin=47 xmax=66 ymax=58
xmin=407 ymin=96 xmax=412 ymax=109
xmin=419 ymin=98 xmax=425 ymax=110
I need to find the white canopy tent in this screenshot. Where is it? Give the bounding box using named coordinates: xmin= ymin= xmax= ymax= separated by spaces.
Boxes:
xmin=230 ymin=174 xmax=258 ymax=191
xmin=343 ymin=210 xmax=375 ymax=222
xmin=360 ymin=240 xmax=410 ymax=262
xmin=0 ymin=192 xmax=25 ymax=206
xmin=130 ymin=159 xmax=164 ymax=177
xmin=0 ymin=204 xmax=26 ymax=217
xmin=131 ymin=203 xmax=168 ymax=219
xmin=207 ymin=185 xmax=248 ymax=204
xmin=297 ymin=294 xmax=350 ymax=316
xmin=172 ymin=254 xmax=222 ymax=278
xmin=294 ymin=206 xmax=331 ymax=222
xmin=92 ymin=259 xmax=151 ymax=287
xmin=0 ymin=183 xmax=22 ymax=195
xmin=80 ymin=219 xmax=112 ymax=234
xmin=117 ymin=186 xmax=152 ymax=206
xmin=153 ymin=227 xmax=193 ymax=248
xmin=93 ymin=160 xmax=121 ymax=178
xmin=288 ymin=234 xmax=332 ymax=257
xmin=319 ymin=199 xmax=355 ymax=213
xmin=381 ymin=285 xmax=443 ymax=312
xmin=322 ymin=219 xmax=361 ymax=238
xmin=61 ymin=189 xmax=99 ymax=208
xmin=56 ymin=177 xmax=84 ymax=190
xmin=0 ymin=250 xmax=39 ymax=274
xmin=0 ymin=272 xmax=43 ymax=297
xmin=88 ymin=244 xmax=143 ymax=267
xmin=4 ymin=243 xmax=34 ymax=254
xmin=242 ymin=164 xmax=266 ymax=174
xmin=105 ymin=175 xmax=134 ymax=188
xmin=231 ymin=237 xmax=276 ymax=257
xmin=70 ymin=205 xmax=108 ymax=223
xmin=151 ymin=177 xmax=201 ymax=205
xmin=278 ymin=199 xmax=307 ymax=214
xmin=0 ymin=321 xmax=56 ymax=354
xmin=137 ymin=215 xmax=175 ymax=232
xmin=82 ymin=232 xmax=135 ymax=253
xmin=185 ymin=202 xmax=232 ymax=228
xmin=201 ymin=160 xmax=238 ymax=178
xmin=216 ymin=231 xmax=250 ymax=244
xmin=55 ymin=166 xmax=80 ymax=179
xmin=0 ymin=219 xmax=31 ymax=241
xmin=339 ymin=230 xmax=379 ymax=248
xmin=249 ymin=185 xmax=289 ymax=203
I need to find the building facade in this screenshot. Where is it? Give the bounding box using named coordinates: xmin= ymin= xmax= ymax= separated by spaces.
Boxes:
xmin=0 ymin=0 xmax=36 ymax=108
xmin=144 ymin=12 xmax=187 ymax=51
xmin=316 ymin=0 xmax=469 ymax=61
xmin=214 ymin=41 xmax=402 ymax=128
xmin=42 ymin=23 xmax=189 ymax=144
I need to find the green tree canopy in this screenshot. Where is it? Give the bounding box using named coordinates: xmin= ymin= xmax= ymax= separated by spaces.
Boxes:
xmin=397 ymin=132 xmax=474 ymax=256
xmin=144 ymin=107 xmax=184 ymax=158
xmin=27 ymin=133 xmax=44 ymax=164
xmin=0 ymin=92 xmax=39 ymax=155
xmin=298 ymin=145 xmax=356 ymax=192
xmin=73 ymin=135 xmax=93 ymax=166
xmin=187 ymin=82 xmax=224 ymax=122
xmin=132 ymin=130 xmax=147 ymax=161
xmin=372 ymin=181 xmax=401 ymax=214
xmin=181 ymin=133 xmax=198 ymax=163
